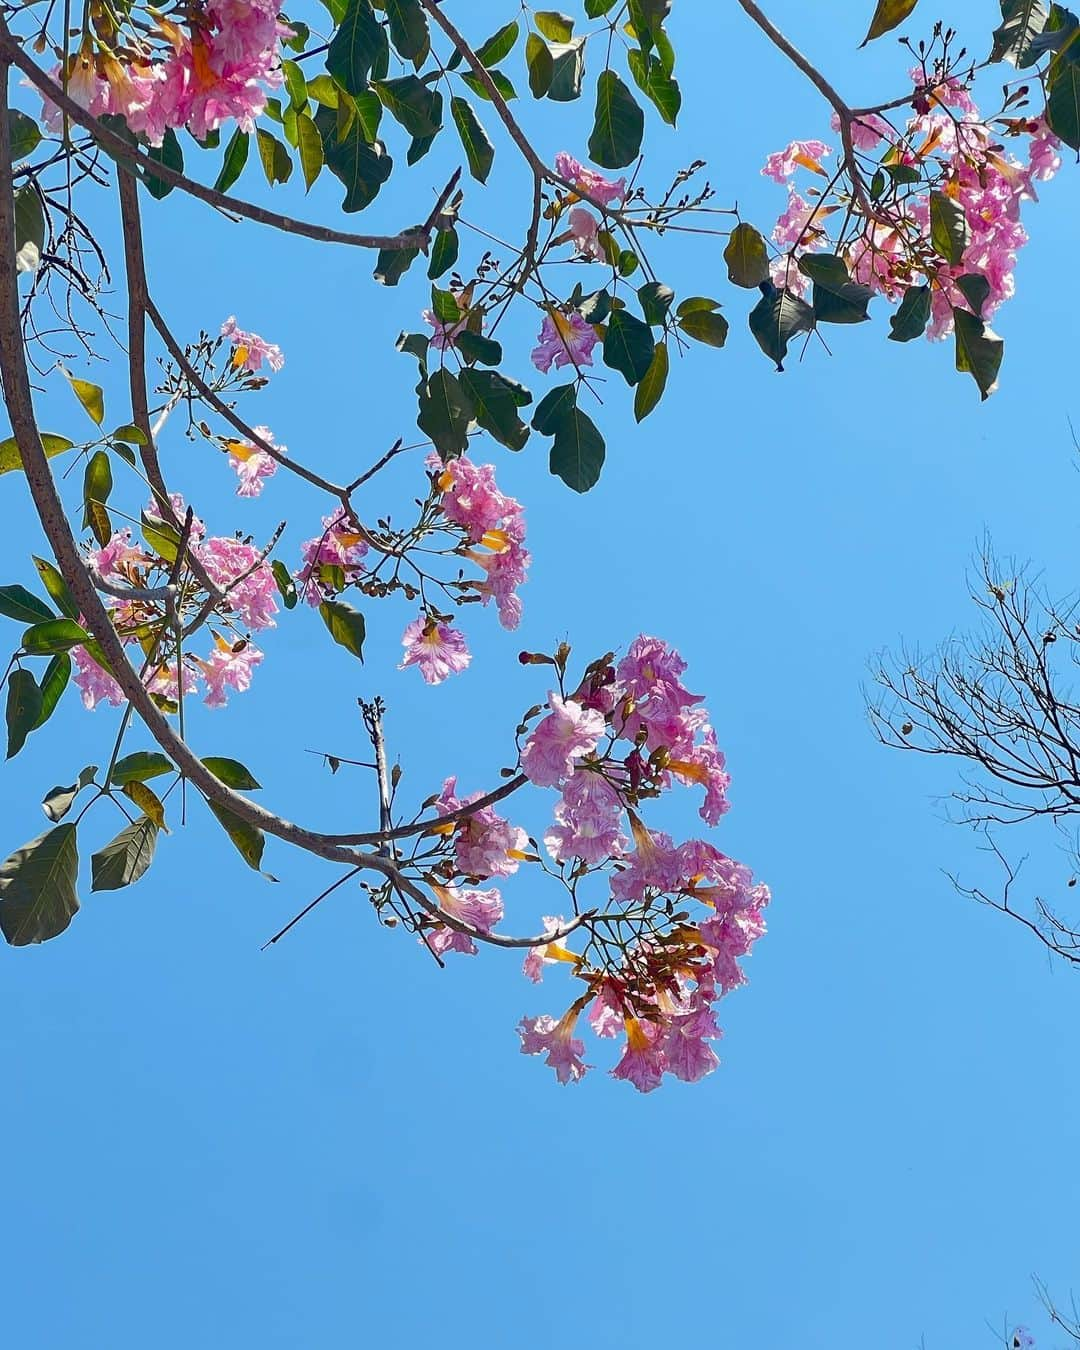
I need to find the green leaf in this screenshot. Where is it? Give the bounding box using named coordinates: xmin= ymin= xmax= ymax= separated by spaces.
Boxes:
xmin=256 ymin=127 xmax=293 ymax=185
xmin=64 ymin=370 xmax=105 ymax=426
xmin=386 ymin=0 xmax=430 ymax=66
xmin=724 ymin=222 xmax=770 ymax=288
xmin=271 ymin=559 xmax=298 ymax=609
xmin=109 ymin=751 xmax=174 ymax=787
xmin=31 ymin=556 xmax=77 ymax=619
xmin=13 ymin=185 xmax=45 ymax=255
xmin=476 ymin=20 xmax=520 ymax=65
xmin=991 ymin=0 xmax=1050 ymax=65
xmin=319 ymin=599 xmax=367 ymax=659
xmin=676 ymin=296 xmax=721 ymax=318
xmin=679 ymin=308 xmax=730 ymax=347
xmin=888 ymin=283 xmax=931 ymax=341
xmin=282 ymin=58 xmax=308 ymax=109
xmin=462 ymin=70 xmax=518 ymax=102
xmin=550 ymin=406 xmax=606 ymax=493
xmin=209 ymin=801 xmax=267 ymax=873
xmin=953 ymin=308 xmax=1004 ymax=400
xmin=603 ymin=308 xmax=656 ymax=385
xmin=21 ymin=618 xmax=89 ymax=655
xmin=6 ymin=669 xmax=42 ymax=759
xmin=315 ymin=105 xmax=393 ymax=211
xmin=417 ymin=368 xmax=473 ymax=456
xmin=536 ymin=11 xmax=574 ymax=40
xmin=374 ymin=240 xmax=421 ymax=285
xmin=627 ymin=0 xmax=672 ymax=48
xmin=8 ymin=109 xmax=42 ymax=162
xmin=42 ymin=765 xmax=98 ymax=824
xmin=638 ymin=280 xmax=675 ymax=325
xmin=799 ymin=253 xmax=873 ymax=325
xmin=526 ymin=32 xmax=555 ymax=98
xmin=82 ymin=449 xmax=114 ymax=547
xmin=548 ymin=38 xmax=587 ymax=101
xmin=122 ymin=781 xmax=166 ymax=830
xmin=1047 ymin=48 xmax=1080 ymax=148
xmin=929 ymin=190 xmax=970 ymax=265
xmin=0 ymin=823 xmax=79 ymax=946
xmin=955 ymin=272 xmax=991 ymax=318
xmin=297 ymin=110 xmax=324 ymax=189
xmin=374 ymin=75 xmax=442 ymax=137
xmin=307 ymin=74 xmax=341 ymax=107
xmin=327 ymin=0 xmax=383 ymax=94
xmin=109 ymin=423 xmax=148 ymax=446
xmin=0 ymin=432 xmax=72 ymax=477
xmin=748 ymin=285 xmax=813 ymax=370
xmin=634 ymin=341 xmax=669 ymax=422
xmin=34 ymin=653 xmax=71 ymax=730
xmin=0 ymin=584 xmax=53 ymax=625
xmin=141 ymin=511 xmax=181 ymax=565
xmin=585 ymin=0 xmax=618 ymax=12
xmin=454 ymin=330 xmax=503 ymax=365
xmin=143 ymin=127 xmax=183 ymax=199
xmin=202 ymin=757 xmax=262 ymax=790
xmin=861 ymin=0 xmax=920 ymax=44
xmin=450 ymin=96 xmax=494 ymax=182
xmin=459 ymin=368 xmax=532 ymax=450
xmin=532 ymin=383 xmax=578 ymax=435
xmin=431 ymin=286 xmax=462 ymax=323
xmin=618 ymin=249 xmax=639 ymax=277
xmin=428 ymin=225 xmax=459 ymax=280
xmin=91 ymin=815 xmax=159 ymax=892
xmin=588 ymin=70 xmax=643 ymax=168
xmin=626 ymin=48 xmax=681 ymax=125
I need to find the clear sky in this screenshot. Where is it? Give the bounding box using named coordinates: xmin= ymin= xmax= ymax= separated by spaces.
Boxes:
xmin=3 ymin=2 xmax=1080 ymax=1347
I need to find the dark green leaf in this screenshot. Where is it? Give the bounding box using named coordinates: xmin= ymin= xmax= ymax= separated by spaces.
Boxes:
xmin=929 ymin=190 xmax=970 ymax=265
xmin=953 ymin=308 xmax=1004 ymax=399
xmin=42 ymin=765 xmax=97 ymax=824
xmin=417 ymin=368 xmax=473 ymax=456
xmin=724 ymin=222 xmax=770 ymax=288
xmin=638 ymin=281 xmax=674 ymax=325
xmin=450 ymin=96 xmax=494 ymax=182
xmin=476 ymin=19 xmax=520 ymax=65
xmin=110 ymin=751 xmax=174 ymax=787
xmin=991 ymin=0 xmax=1050 ymax=65
xmin=21 ymin=618 xmax=89 ymax=655
xmin=626 ymin=48 xmax=681 ymax=125
xmin=526 ymin=32 xmax=555 ymax=98
xmin=281 ymin=58 xmax=308 ymax=109
xmin=8 ymin=109 xmax=42 ymax=161
xmin=143 ymin=128 xmax=183 ymax=199
xmin=585 ymin=0 xmax=618 ymax=12
xmin=431 ymin=286 xmax=462 ymax=322
xmin=679 ymin=308 xmax=730 ymax=347
xmin=588 ymin=70 xmax=643 ymax=168
xmin=0 ymin=823 xmax=79 ymax=945
xmin=374 ymin=240 xmax=421 ymax=285
xmin=550 ymin=406 xmax=606 ymax=493
xmin=748 ymin=285 xmax=813 ymax=369
xmin=31 ymin=556 xmax=77 ymax=620
xmin=297 ymin=110 xmax=324 ymax=189
xmin=374 ymin=75 xmax=442 ymax=137
xmin=316 ymin=105 xmax=393 ymax=211
xmin=82 ymin=449 xmax=113 ymax=546
xmin=454 ymin=330 xmax=503 ymax=365
xmin=202 ymin=757 xmax=262 ymax=790
xmin=676 ymin=296 xmax=721 ymax=317
xmin=386 ymin=0 xmax=430 ymax=67
xmin=1047 ymin=47 xmax=1080 ymax=147
xmin=326 ymin=0 xmax=383 ymax=94
xmin=955 ymin=272 xmax=991 ymax=317
xmin=459 ymin=369 xmax=532 ymax=450
xmin=110 ymin=423 xmax=149 ymax=446
xmin=91 ymin=815 xmax=158 ymax=891
xmin=0 ymin=433 xmax=73 ymax=478
xmin=256 ymin=127 xmax=293 ymax=185
xmin=603 ymin=308 xmax=656 ymax=385
xmin=0 ymin=584 xmax=53 ymax=625
xmin=799 ymin=253 xmax=874 ymax=324
xmin=34 ymin=653 xmax=71 ymax=730
xmin=861 ymin=0 xmax=920 ymax=44
xmin=532 ymin=383 xmax=578 ymax=435
xmin=462 ymin=70 xmax=518 ymax=102
xmin=634 ymin=342 xmax=669 ymax=421
xmin=548 ymin=38 xmax=586 ymax=101
xmin=13 ymin=186 xmax=45 ymax=255
xmin=888 ymin=283 xmax=931 ymax=341
xmin=271 ymin=559 xmax=298 ymax=609
xmin=427 ymin=225 xmax=459 ymax=280
xmin=209 ymin=802 xmax=267 ymax=873
xmin=627 ymin=0 xmax=671 ymax=48
xmin=6 ymin=669 xmax=42 ymax=759
xmin=319 ymin=599 xmax=366 ymax=659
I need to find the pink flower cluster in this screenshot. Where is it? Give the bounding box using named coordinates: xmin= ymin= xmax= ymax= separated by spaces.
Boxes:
xmin=554 ymin=151 xmax=626 ymax=207
xmin=226 ymin=424 xmax=281 ymax=497
xmin=221 ymin=317 xmax=285 ymax=374
xmin=41 ymin=0 xmax=289 ymax=147
xmin=434 ymin=776 xmax=528 ymax=879
xmin=422 ymin=884 xmax=504 ymax=957
xmin=74 ymin=506 xmax=277 ymax=711
xmin=762 ymin=74 xmax=1062 ymax=336
xmin=296 ymin=509 xmax=369 ymax=606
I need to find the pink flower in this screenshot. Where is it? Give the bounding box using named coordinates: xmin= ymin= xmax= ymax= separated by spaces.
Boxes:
xmin=554 ymin=151 xmax=625 ymax=205
xmin=568 ymin=207 xmax=604 ymax=260
xmin=436 ymin=777 xmax=528 ymax=879
xmin=611 ymin=1017 xmax=665 ymax=1093
xmin=544 ymin=768 xmax=626 ymax=865
xmin=521 ymin=916 xmax=566 ymax=983
xmin=72 ymin=643 xmax=125 ymax=710
xmin=200 ymin=639 xmax=263 ymax=707
xmin=830 ymin=109 xmax=892 ymax=150
xmin=399 ymin=616 xmax=471 ymax=685
xmin=531 ymin=311 xmax=598 ymax=373
xmin=609 ymin=829 xmax=683 ymax=904
xmin=587 ymin=981 xmax=625 ymax=1038
xmin=422 ymin=308 xmax=469 ymax=351
xmin=89 ymin=529 xmax=145 ymax=581
xmin=517 ymin=1011 xmax=590 ymax=1084
xmin=221 ymin=316 xmax=284 ymax=373
xmin=424 ymin=884 xmax=504 ymax=957
xmin=761 ymin=138 xmax=832 ymax=182
xmin=296 ymin=509 xmax=368 ymax=605
xmin=195 ymin=536 xmax=278 ymax=631
xmin=771 ymin=189 xmax=821 ymax=249
xmin=226 ymin=424 xmax=281 ymax=497
xmin=434 ymin=455 xmax=519 ymax=542
xmin=519 ymin=693 xmax=606 ymax=788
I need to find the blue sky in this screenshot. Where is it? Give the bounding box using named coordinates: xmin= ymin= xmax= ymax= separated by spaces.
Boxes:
xmin=3 ymin=1 xmax=1080 ymax=1346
